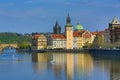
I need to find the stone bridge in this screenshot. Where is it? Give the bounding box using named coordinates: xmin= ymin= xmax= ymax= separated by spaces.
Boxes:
xmin=0 ymin=44 xmax=18 ymax=51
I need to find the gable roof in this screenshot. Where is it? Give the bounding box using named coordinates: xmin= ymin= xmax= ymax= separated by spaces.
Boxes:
xmin=111 ymin=17 xmax=120 ymax=24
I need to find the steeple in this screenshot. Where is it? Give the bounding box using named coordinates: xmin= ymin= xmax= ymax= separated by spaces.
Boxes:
xmin=111 ymin=17 xmax=120 ymax=24
xmin=55 ymin=21 xmax=59 ymax=27
xmin=53 ymin=20 xmax=61 ymax=34
xmin=66 ymin=13 xmax=71 ymax=24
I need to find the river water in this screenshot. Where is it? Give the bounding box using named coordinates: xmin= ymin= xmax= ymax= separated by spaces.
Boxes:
xmin=0 ymin=49 xmax=120 ymax=80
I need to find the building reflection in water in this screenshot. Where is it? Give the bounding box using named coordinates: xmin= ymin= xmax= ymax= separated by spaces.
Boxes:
xmin=110 ymin=60 xmax=120 ymax=80
xmin=32 ymin=53 xmax=49 ymax=73
xmin=75 ymin=53 xmax=93 ymax=80
xmin=31 ymin=53 xmax=94 ymax=80
xmin=66 ymin=53 xmax=74 ymax=80
xmin=52 ymin=53 xmax=66 ymax=80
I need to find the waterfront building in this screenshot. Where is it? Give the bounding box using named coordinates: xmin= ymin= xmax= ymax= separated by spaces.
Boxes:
xmin=47 ymin=34 xmax=66 ymax=49
xmin=53 ymin=21 xmax=61 ymax=34
xmin=109 ymin=17 xmax=120 ymax=43
xmin=65 ymin=14 xmax=73 ymax=49
xmin=32 ymin=34 xmax=47 ymax=50
xmin=73 ymin=23 xmax=94 ymax=49
xmin=104 ymin=29 xmax=110 ymax=44
xmin=31 ymin=14 xmax=95 ymax=49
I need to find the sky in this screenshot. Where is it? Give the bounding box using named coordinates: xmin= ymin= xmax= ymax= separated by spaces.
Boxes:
xmin=0 ymin=0 xmax=120 ymax=33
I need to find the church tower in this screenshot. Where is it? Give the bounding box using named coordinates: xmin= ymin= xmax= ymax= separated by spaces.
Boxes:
xmin=65 ymin=13 xmax=73 ymax=49
xmin=53 ymin=21 xmax=61 ymax=34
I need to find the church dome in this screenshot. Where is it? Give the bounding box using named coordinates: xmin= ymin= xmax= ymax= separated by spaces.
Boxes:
xmin=75 ymin=22 xmax=83 ymax=30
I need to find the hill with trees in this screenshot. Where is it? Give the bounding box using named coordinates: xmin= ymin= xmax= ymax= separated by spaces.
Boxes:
xmin=0 ymin=32 xmax=32 ymax=49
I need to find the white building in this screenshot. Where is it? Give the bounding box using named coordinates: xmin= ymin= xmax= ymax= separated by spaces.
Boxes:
xmin=47 ymin=34 xmax=66 ymax=49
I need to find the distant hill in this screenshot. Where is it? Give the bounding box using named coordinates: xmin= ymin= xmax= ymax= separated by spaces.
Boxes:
xmin=0 ymin=32 xmax=32 ymax=44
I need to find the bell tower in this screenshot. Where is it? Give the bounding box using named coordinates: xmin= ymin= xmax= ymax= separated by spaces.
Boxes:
xmin=65 ymin=13 xmax=73 ymax=49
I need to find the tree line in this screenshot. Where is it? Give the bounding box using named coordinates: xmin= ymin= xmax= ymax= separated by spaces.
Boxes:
xmin=0 ymin=32 xmax=32 ymax=49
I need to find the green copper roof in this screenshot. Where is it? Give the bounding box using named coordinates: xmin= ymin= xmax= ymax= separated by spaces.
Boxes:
xmin=75 ymin=22 xmax=83 ymax=30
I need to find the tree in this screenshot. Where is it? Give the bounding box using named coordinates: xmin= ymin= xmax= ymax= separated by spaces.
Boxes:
xmin=91 ymin=34 xmax=104 ymax=48
xmin=19 ymin=41 xmax=31 ymax=49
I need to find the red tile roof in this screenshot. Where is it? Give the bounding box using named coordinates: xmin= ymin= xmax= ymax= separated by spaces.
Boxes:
xmin=52 ymin=34 xmax=66 ymax=39
xmin=91 ymin=32 xmax=99 ymax=35
xmin=73 ymin=30 xmax=84 ymax=37
xmin=83 ymin=32 xmax=92 ymax=38
xmin=74 ymin=30 xmax=93 ymax=38
xmin=32 ymin=34 xmax=42 ymax=39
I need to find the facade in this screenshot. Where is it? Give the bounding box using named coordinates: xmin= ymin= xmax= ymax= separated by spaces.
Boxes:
xmin=32 ymin=34 xmax=47 ymax=50
xmin=73 ymin=30 xmax=94 ymax=48
xmin=109 ymin=17 xmax=120 ymax=43
xmin=73 ymin=22 xmax=94 ymax=49
xmin=65 ymin=14 xmax=73 ymax=49
xmin=31 ymin=14 xmax=96 ymax=49
xmin=47 ymin=34 xmax=66 ymax=49
xmin=104 ymin=29 xmax=110 ymax=44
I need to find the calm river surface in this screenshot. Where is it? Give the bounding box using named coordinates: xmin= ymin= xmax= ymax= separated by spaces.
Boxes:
xmin=0 ymin=49 xmax=120 ymax=80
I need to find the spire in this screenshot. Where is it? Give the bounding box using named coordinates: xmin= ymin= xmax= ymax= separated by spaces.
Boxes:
xmin=66 ymin=13 xmax=71 ymax=24
xmin=53 ymin=20 xmax=61 ymax=34
xmin=77 ymin=22 xmax=80 ymax=25
xmin=55 ymin=20 xmax=59 ymax=28
xmin=111 ymin=17 xmax=120 ymax=24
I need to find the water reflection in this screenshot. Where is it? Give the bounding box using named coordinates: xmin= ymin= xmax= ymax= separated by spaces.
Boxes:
xmin=31 ymin=53 xmax=94 ymax=80
xmin=32 ymin=53 xmax=49 ymax=73
xmin=66 ymin=53 xmax=74 ymax=80
xmin=75 ymin=54 xmax=93 ymax=80
xmin=110 ymin=60 xmax=120 ymax=80
xmin=1 ymin=52 xmax=120 ymax=80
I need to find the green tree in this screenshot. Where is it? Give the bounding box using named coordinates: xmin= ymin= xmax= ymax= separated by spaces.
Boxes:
xmin=19 ymin=41 xmax=31 ymax=49
xmin=91 ymin=34 xmax=104 ymax=48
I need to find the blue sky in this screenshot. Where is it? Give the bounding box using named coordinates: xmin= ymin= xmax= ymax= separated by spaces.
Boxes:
xmin=0 ymin=0 xmax=120 ymax=33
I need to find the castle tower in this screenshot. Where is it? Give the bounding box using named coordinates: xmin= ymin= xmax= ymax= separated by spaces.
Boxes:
xmin=53 ymin=21 xmax=61 ymax=34
xmin=65 ymin=13 xmax=73 ymax=49
xmin=109 ymin=17 xmax=120 ymax=43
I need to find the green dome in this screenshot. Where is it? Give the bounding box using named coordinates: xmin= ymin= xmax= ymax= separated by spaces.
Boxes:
xmin=75 ymin=22 xmax=83 ymax=30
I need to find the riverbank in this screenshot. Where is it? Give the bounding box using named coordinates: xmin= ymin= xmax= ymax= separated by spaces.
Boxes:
xmin=89 ymin=48 xmax=120 ymax=57
xmin=17 ymin=49 xmax=89 ymax=53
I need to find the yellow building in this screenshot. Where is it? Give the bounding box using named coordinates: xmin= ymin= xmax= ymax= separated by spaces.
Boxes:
xmin=73 ymin=23 xmax=94 ymax=48
xmin=65 ymin=14 xmax=73 ymax=49
xmin=32 ymin=34 xmax=47 ymax=50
